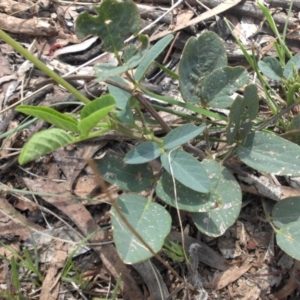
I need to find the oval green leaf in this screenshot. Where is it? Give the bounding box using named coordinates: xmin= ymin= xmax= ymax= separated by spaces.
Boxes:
xmin=237 ymin=131 xmax=300 ymax=176
xmin=258 ymin=56 xmax=283 ymax=80
xmin=107 ymin=76 xmax=131 ymax=110
xmin=201 ymin=66 xmax=249 ymax=108
xmin=163 ymin=123 xmax=206 ymax=150
xmin=94 ymin=152 xmax=154 ymax=192
xmin=16 ymin=105 xmax=80 ymax=134
xmin=191 ymin=159 xmax=242 ymax=237
xmin=124 ymin=141 xmax=163 ymax=164
xmin=227 ymin=84 xmax=259 ymax=145
xmin=19 ymin=128 xmax=74 ymax=165
xmin=156 ymin=172 xmax=217 ymax=212
xmin=179 ymin=31 xmax=227 ymax=104
xmin=283 ymin=53 xmax=300 ymax=79
xmin=272 ymin=197 xmax=300 ymax=229
xmin=276 ymin=221 xmax=300 ymax=260
xmin=111 ymin=194 xmax=171 ymax=264
xmin=107 ymin=76 xmax=134 ymax=126
xmin=161 ymin=149 xmax=210 ymax=193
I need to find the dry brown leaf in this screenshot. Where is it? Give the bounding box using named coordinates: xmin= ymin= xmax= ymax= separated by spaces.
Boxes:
xmin=212 ymin=264 xmax=252 ymax=290
xmin=13 ymin=198 xmax=38 ymax=212
xmin=74 ymin=175 xmax=98 ymax=197
xmin=0 ymin=198 xmax=43 ymax=240
xmin=53 ymin=142 xmax=106 ymax=190
xmin=176 ymin=10 xmax=194 ymax=26
xmin=40 ymin=241 xmax=68 ymax=300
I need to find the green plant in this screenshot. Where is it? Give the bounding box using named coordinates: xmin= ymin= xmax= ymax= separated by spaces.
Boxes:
xmin=2 ymin=0 xmax=300 ymax=265
xmin=0 ymin=245 xmax=43 ymax=299
xmin=226 ymin=0 xmax=300 ymax=260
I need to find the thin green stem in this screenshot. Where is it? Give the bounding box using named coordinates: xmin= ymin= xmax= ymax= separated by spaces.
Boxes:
xmin=256 ymin=2 xmax=292 ymax=59
xmin=224 ymin=18 xmax=279 ymax=115
xmin=141 ymin=88 xmax=227 ymax=121
xmin=73 ymin=128 xmax=112 ymax=143
xmin=135 ymin=104 xmax=152 ymax=134
xmin=111 ymin=119 xmax=163 ymax=142
xmin=0 ymin=29 xmax=91 ymax=105
xmin=255 ymin=102 xmax=297 ymax=131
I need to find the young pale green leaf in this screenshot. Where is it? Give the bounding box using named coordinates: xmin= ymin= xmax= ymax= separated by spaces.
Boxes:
xmin=237 ymin=131 xmax=300 ymax=176
xmin=75 ymin=0 xmax=140 ymax=52
xmin=191 ymin=159 xmax=242 ymax=237
xmin=16 ymin=105 xmax=80 ymax=134
xmin=258 ymin=56 xmax=283 ymax=80
xmin=156 ymin=172 xmax=218 ymax=212
xmin=276 ymin=221 xmax=300 ymax=261
xmin=78 ymin=95 xmax=116 ymax=134
xmin=94 ymin=152 xmax=154 ymax=192
xmin=162 ymin=239 xmax=185 ymax=262
xmin=201 ymin=66 xmax=249 ymax=108
xmin=111 ymin=194 xmax=171 ymax=264
xmin=19 ymin=128 xmax=74 ymax=165
xmin=161 ymin=149 xmax=210 ymax=193
xmin=94 ymin=63 xmax=129 ymax=82
xmin=163 ymin=123 xmax=205 ymax=150
xmin=283 ymin=53 xmax=300 ymax=79
xmin=81 ymin=95 xmax=116 ymax=119
xmin=134 ymin=34 xmax=173 ymax=83
xmin=123 ymin=34 xmax=149 ymax=69
xmin=227 ymin=84 xmax=259 ymax=145
xmin=179 ymin=31 xmax=227 ymax=104
xmin=124 ymin=141 xmax=163 ymax=164
xmin=272 ymin=197 xmax=300 ymax=229
xmin=77 ymin=115 xmax=111 ymax=135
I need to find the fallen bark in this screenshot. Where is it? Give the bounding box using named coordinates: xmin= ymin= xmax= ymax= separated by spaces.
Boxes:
xmin=0 ymin=0 xmax=39 ymax=16
xmin=0 ymin=13 xmax=57 ymax=36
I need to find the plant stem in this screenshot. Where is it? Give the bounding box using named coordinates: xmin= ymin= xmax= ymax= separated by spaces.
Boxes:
xmin=134 ymin=104 xmax=152 ymax=134
xmin=74 ymin=128 xmax=112 ymax=143
xmin=256 ymin=102 xmax=297 ymax=131
xmin=0 ymin=29 xmax=91 ymax=105
xmin=111 ymin=120 xmax=157 ymax=142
